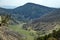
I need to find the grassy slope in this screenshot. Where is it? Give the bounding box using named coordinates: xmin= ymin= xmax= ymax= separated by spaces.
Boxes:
xmin=8 ymin=23 xmax=34 ymax=40
xmin=8 ymin=23 xmax=60 ymax=40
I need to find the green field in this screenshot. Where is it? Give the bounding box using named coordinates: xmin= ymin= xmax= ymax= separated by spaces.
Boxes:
xmin=8 ymin=23 xmax=35 ymax=40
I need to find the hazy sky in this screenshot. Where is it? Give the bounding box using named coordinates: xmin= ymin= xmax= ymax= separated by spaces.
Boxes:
xmin=0 ymin=0 xmax=60 ymax=9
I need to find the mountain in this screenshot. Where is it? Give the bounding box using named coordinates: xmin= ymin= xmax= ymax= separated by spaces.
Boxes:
xmin=0 ymin=3 xmax=57 ymax=23
xmin=32 ymin=9 xmax=60 ymax=23
xmin=22 ymin=9 xmax=60 ymax=33
xmin=13 ymin=3 xmax=57 ymax=22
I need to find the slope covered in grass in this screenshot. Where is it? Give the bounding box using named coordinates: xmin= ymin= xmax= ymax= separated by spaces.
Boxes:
xmin=8 ymin=23 xmax=34 ymax=40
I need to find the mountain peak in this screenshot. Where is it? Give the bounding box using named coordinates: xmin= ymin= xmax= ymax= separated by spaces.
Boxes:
xmin=23 ymin=3 xmax=55 ymax=9
xmin=24 ymin=2 xmax=42 ymax=6
xmin=25 ymin=3 xmax=36 ymax=5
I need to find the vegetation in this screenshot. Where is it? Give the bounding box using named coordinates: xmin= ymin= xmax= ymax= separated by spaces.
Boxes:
xmin=35 ymin=29 xmax=60 ymax=40
xmin=8 ymin=23 xmax=60 ymax=40
xmin=0 ymin=14 xmax=11 ymax=26
xmin=0 ymin=14 xmax=24 ymax=40
xmin=0 ymin=3 xmax=60 ymax=40
xmin=8 ymin=24 xmax=34 ymax=40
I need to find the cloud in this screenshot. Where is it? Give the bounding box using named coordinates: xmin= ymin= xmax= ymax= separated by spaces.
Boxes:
xmin=0 ymin=0 xmax=60 ymax=8
xmin=0 ymin=0 xmax=28 ymax=6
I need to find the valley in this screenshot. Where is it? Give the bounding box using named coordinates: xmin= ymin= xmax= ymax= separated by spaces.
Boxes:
xmin=0 ymin=3 xmax=60 ymax=40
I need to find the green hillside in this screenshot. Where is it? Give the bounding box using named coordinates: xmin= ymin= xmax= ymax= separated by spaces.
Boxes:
xmin=8 ymin=23 xmax=34 ymax=40
xmin=8 ymin=22 xmax=60 ymax=40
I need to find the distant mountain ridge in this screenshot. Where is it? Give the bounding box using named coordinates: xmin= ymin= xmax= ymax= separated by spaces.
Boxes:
xmin=31 ymin=9 xmax=60 ymax=23
xmin=0 ymin=3 xmax=57 ymax=23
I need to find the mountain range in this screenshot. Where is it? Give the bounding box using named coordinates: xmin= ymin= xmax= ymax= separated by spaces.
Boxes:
xmin=1 ymin=3 xmax=60 ymax=40
xmin=0 ymin=3 xmax=57 ymax=23
xmin=0 ymin=3 xmax=60 ymax=32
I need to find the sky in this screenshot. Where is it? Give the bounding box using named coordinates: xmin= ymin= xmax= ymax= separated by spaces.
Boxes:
xmin=0 ymin=0 xmax=60 ymax=9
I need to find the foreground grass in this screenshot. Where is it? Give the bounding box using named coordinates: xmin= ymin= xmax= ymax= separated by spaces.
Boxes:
xmin=8 ymin=23 xmax=34 ymax=40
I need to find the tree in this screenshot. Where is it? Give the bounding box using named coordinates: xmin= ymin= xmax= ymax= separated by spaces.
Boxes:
xmin=52 ymin=30 xmax=57 ymax=38
xmin=1 ymin=14 xmax=11 ymax=26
